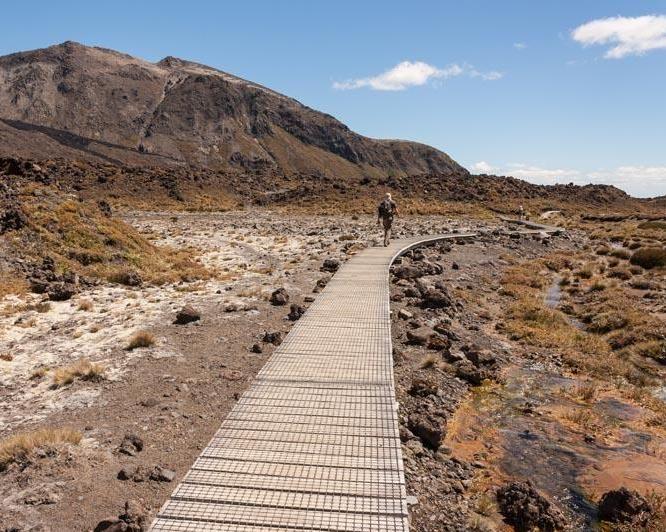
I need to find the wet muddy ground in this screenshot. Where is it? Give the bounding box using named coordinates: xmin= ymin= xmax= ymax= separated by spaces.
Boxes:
xmin=390 ymin=231 xmax=666 ymax=531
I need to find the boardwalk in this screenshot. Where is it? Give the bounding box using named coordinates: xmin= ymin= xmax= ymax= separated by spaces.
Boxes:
xmin=150 ymin=233 xmax=476 ymax=532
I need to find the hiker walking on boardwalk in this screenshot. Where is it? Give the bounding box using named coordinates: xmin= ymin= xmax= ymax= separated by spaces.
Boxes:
xmin=377 ymin=192 xmax=398 ymax=247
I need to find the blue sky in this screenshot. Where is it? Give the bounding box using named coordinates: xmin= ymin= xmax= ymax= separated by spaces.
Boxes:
xmin=1 ymin=1 xmax=665 ymax=197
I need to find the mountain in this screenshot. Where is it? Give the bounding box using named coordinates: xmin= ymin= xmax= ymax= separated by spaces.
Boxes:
xmin=0 ymin=41 xmax=464 ymax=178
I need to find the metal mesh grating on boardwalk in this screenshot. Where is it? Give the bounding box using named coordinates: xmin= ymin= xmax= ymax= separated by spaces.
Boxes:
xmin=150 ymin=233 xmax=476 ymax=532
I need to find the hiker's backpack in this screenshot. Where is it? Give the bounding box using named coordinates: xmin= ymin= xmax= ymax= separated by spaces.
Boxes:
xmin=378 ymin=199 xmax=394 ymax=218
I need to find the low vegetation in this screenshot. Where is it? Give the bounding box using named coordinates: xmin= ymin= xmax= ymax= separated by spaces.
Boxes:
xmin=0 ymin=182 xmax=213 ymax=296
xmin=0 ymin=427 xmax=82 ymax=471
xmin=51 ymin=358 xmax=106 ymax=388
xmin=126 ymin=330 xmax=156 ymax=350
xmin=630 ymin=247 xmax=666 ymax=270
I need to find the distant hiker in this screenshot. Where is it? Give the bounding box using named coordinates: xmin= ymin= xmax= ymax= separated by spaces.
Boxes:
xmin=377 ymin=193 xmax=398 ymax=246
xmin=518 ymin=205 xmax=525 ymax=220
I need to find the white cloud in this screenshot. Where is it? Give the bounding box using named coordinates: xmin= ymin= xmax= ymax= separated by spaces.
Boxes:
xmin=470 ymin=162 xmax=666 ymax=197
xmin=333 ymin=61 xmax=502 ymax=91
xmin=472 ymin=161 xmax=496 ymax=174
xmin=513 ymin=42 xmax=527 ymax=50
xmin=571 ymin=15 xmax=666 ymax=58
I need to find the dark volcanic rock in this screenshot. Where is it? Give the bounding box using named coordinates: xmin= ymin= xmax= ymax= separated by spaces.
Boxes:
xmin=598 ymin=487 xmax=652 ymax=524
xmin=420 ymin=286 xmax=454 ymax=309
xmin=321 ymin=258 xmax=340 ymax=273
xmin=262 ymin=331 xmax=283 ymax=345
xmin=118 ymin=434 xmax=144 ymax=456
xmin=409 ymin=375 xmax=439 ymax=397
xmin=0 ymin=206 xmax=28 ymax=233
xmin=407 ymin=413 xmax=445 ymax=450
xmin=497 ymin=481 xmax=565 ymax=532
xmin=288 ymin=304 xmax=306 ymax=321
xmin=270 ymin=288 xmax=290 ymax=306
xmin=174 ymin=305 xmax=201 ymax=325
xmin=46 ymin=282 xmax=77 ymax=301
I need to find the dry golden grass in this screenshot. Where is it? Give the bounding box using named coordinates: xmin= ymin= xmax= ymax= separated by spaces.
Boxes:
xmin=7 ymin=190 xmax=213 ymax=291
xmin=126 ymin=330 xmax=155 ymax=350
xmin=0 ymin=427 xmax=82 ymax=471
xmin=51 ymin=358 xmax=106 ymax=388
xmin=420 ymin=353 xmax=439 ymax=369
xmin=575 ymin=382 xmax=598 ymax=402
xmin=30 ymin=366 xmax=49 ymax=380
xmin=77 ymin=299 xmax=93 ymax=311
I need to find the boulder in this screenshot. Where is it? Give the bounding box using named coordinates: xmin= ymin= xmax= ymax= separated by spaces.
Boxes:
xmin=420 ymin=287 xmax=453 ymax=309
xmin=409 ymin=376 xmax=438 ymax=397
xmin=118 ymin=434 xmax=144 ymax=456
xmin=150 ymin=466 xmax=176 ymax=482
xmin=497 ymin=481 xmax=565 ymax=532
xmin=406 ymin=327 xmax=434 ymax=346
xmin=0 ymin=207 xmax=28 ymax=234
xmin=262 ymin=331 xmax=283 ymax=345
xmin=407 ymin=413 xmax=444 ymax=450
xmin=174 ymin=305 xmax=200 ymax=325
xmin=270 ymin=288 xmax=289 ymax=306
xmin=321 ymin=258 xmax=340 ymax=273
xmin=47 ymin=282 xmax=77 ymax=301
xmin=598 ymin=487 xmax=651 ymax=524
xmin=288 ymin=304 xmax=306 ymax=321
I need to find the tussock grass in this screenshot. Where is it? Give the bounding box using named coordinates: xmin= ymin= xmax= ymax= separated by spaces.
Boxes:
xmin=51 ymin=358 xmax=105 ymax=388
xmin=7 ymin=191 xmax=213 ymax=291
xmin=420 ymin=353 xmax=439 ymax=369
xmin=77 ymin=299 xmax=93 ymax=311
xmin=126 ymin=331 xmax=155 ymax=350
xmin=0 ymin=427 xmax=82 ymax=471
xmin=630 ymin=248 xmax=666 ymax=270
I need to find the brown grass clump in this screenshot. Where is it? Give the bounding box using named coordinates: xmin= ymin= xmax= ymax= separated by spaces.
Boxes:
xmin=575 ymin=382 xmax=598 ymax=402
xmin=0 ymin=427 xmax=82 ymax=471
xmin=0 ymin=353 xmax=13 ymax=361
xmin=630 ymin=248 xmax=666 ymax=270
xmin=6 ymin=189 xmax=213 ymax=290
xmin=126 ymin=331 xmax=155 ymax=350
xmin=77 ymin=299 xmax=93 ymax=311
xmin=420 ymin=353 xmax=439 ymax=369
xmin=51 ymin=358 xmax=106 ymax=388
xmin=610 ymin=248 xmax=631 ymax=260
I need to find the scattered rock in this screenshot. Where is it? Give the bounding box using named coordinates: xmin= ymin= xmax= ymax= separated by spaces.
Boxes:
xmin=288 ymin=304 xmax=306 ymax=321
xmin=497 ymin=481 xmax=565 ymax=532
xmin=250 ymin=343 xmax=263 ymax=353
xmin=262 ymin=331 xmax=283 ymax=345
xmin=321 ymin=258 xmax=340 ymax=272
xmin=0 ymin=206 xmax=28 ymax=234
xmin=409 ymin=375 xmax=439 ymax=397
xmin=118 ymin=434 xmax=144 ymax=456
xmin=598 ymin=487 xmax=652 ymax=525
xmin=150 ymin=466 xmax=176 ymax=482
xmin=398 ymin=309 xmax=413 ymax=320
xmin=420 ymin=286 xmax=454 ymax=309
xmin=174 ymin=305 xmax=201 ymax=325
xmin=47 ymin=282 xmax=78 ymax=301
xmin=407 ymin=413 xmax=444 ymax=450
xmin=406 ymin=327 xmax=434 ymax=346
xmin=270 ymin=288 xmax=289 ymax=306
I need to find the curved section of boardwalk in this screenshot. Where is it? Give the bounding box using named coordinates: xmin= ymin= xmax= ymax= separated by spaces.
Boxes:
xmin=151 ymin=233 xmax=476 ymax=532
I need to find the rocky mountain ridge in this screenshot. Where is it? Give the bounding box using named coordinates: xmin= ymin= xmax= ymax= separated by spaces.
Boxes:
xmin=0 ymin=41 xmax=464 ymax=178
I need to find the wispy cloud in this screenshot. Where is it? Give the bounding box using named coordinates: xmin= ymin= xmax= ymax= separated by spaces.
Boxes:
xmin=513 ymin=42 xmax=527 ymax=50
xmin=571 ymin=15 xmax=666 ymax=58
xmin=333 ymin=61 xmax=503 ymax=91
xmin=471 ymin=162 xmax=666 ymax=197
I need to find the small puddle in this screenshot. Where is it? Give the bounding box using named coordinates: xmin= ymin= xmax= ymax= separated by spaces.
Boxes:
xmin=545 ymin=276 xmax=585 ymax=330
